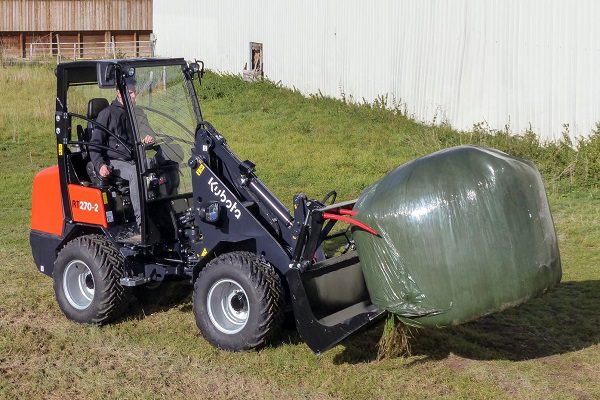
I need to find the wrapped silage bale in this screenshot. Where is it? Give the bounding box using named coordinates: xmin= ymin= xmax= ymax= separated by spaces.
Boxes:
xmin=353 ymin=146 xmax=561 ymax=327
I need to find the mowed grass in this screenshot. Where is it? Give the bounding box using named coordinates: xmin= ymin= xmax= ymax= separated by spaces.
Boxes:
xmin=0 ymin=63 xmax=599 ymax=399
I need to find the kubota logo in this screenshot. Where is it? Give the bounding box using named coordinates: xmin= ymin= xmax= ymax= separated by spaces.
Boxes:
xmin=208 ymin=177 xmax=241 ymax=220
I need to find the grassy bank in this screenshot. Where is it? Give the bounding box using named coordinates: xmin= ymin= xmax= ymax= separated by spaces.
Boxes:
xmin=0 ymin=63 xmax=599 ymax=399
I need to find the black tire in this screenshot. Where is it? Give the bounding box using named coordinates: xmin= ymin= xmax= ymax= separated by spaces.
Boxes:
xmin=193 ymin=252 xmax=285 ymax=351
xmin=53 ymin=234 xmax=130 ymax=324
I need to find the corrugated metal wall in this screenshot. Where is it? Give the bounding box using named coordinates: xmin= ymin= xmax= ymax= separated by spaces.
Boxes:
xmin=154 ymin=0 xmax=600 ymax=141
xmin=1 ymin=0 xmax=152 ymax=31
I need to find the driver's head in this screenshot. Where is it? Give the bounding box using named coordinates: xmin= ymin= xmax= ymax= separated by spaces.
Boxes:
xmin=116 ymin=77 xmax=137 ymax=105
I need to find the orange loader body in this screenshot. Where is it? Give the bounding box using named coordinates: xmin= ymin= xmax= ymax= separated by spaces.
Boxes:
xmin=31 ymin=166 xmax=63 ymax=236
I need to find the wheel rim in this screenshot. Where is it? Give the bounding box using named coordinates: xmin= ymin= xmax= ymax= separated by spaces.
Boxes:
xmin=206 ymin=279 xmax=249 ymax=334
xmin=63 ymin=260 xmax=95 ymax=310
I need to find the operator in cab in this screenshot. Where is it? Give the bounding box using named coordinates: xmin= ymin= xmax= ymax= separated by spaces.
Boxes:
xmin=89 ymin=77 xmax=153 ymax=240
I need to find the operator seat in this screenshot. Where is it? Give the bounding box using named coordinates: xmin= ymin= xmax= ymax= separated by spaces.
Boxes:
xmin=81 ymin=98 xmax=109 ymax=159
xmin=83 ymin=98 xmax=128 ymax=193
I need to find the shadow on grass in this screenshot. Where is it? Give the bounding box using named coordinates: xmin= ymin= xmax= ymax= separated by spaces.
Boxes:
xmin=127 ymin=280 xmax=194 ymax=319
xmin=272 ymin=327 xmax=304 ymax=348
xmin=333 ymin=280 xmax=600 ymax=364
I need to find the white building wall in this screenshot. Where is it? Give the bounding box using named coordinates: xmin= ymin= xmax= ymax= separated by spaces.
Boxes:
xmin=154 ymin=0 xmax=600 ymax=141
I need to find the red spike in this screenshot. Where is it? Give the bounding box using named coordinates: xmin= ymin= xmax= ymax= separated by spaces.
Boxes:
xmin=338 ymin=208 xmax=358 ymax=216
xmin=322 ymin=213 xmax=379 ymax=236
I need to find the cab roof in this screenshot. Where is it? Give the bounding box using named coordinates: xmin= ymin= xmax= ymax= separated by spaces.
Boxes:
xmin=56 ymin=57 xmax=187 ymax=86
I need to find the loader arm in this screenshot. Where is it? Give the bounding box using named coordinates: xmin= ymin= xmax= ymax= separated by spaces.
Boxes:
xmin=190 ymin=121 xmax=296 ymax=246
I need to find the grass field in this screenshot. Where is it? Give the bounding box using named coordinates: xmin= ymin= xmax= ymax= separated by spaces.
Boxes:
xmin=1 ymin=63 xmax=599 ymax=399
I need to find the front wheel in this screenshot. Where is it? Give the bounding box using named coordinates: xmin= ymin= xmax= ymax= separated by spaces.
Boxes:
xmin=53 ymin=235 xmax=130 ymax=324
xmin=193 ymin=252 xmax=285 ymax=351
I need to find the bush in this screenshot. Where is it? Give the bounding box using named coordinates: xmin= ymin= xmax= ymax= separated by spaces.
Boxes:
xmin=407 ymin=120 xmax=600 ymax=194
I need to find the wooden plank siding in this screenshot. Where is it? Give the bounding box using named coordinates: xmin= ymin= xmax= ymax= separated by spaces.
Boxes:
xmin=0 ymin=1 xmax=153 ymax=59
xmin=0 ymin=0 xmax=152 ymax=32
xmin=1 ymin=29 xmax=154 ymax=59
xmin=0 ymin=32 xmax=20 ymax=57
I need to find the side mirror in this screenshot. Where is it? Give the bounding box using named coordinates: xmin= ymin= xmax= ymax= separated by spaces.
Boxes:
xmin=97 ymin=63 xmax=117 ymax=88
xmin=125 ymin=67 xmax=135 ymax=79
xmin=189 ymin=61 xmax=205 ymax=79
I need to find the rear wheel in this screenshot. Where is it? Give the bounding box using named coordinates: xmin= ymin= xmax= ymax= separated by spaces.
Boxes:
xmin=193 ymin=252 xmax=285 ymax=351
xmin=53 ymin=234 xmax=129 ymax=324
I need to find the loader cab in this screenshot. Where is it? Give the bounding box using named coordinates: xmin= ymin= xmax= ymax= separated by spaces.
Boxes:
xmin=54 ymin=59 xmax=203 ymax=246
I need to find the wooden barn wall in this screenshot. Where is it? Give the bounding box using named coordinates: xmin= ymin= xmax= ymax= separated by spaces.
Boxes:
xmin=0 ymin=0 xmax=152 ymax=31
xmin=0 ymin=30 xmax=153 ymax=58
xmin=0 ymin=33 xmax=20 ymax=57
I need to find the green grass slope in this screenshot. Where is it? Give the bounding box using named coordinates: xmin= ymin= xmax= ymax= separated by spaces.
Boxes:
xmin=0 ymin=63 xmax=599 ymax=399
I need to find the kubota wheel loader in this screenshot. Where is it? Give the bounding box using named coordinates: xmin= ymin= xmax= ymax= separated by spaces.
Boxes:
xmin=30 ymin=58 xmax=384 ymax=354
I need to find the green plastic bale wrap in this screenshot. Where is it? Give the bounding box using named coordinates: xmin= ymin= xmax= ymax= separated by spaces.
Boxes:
xmin=353 ymin=146 xmax=561 ymax=327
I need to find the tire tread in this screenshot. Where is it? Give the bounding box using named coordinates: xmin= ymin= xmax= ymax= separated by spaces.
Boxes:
xmin=193 ymin=251 xmax=285 ymax=350
xmin=54 ymin=234 xmax=129 ymax=324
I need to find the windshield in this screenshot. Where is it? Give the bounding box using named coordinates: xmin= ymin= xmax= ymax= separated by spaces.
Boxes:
xmin=129 ymin=64 xmax=199 ymax=196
